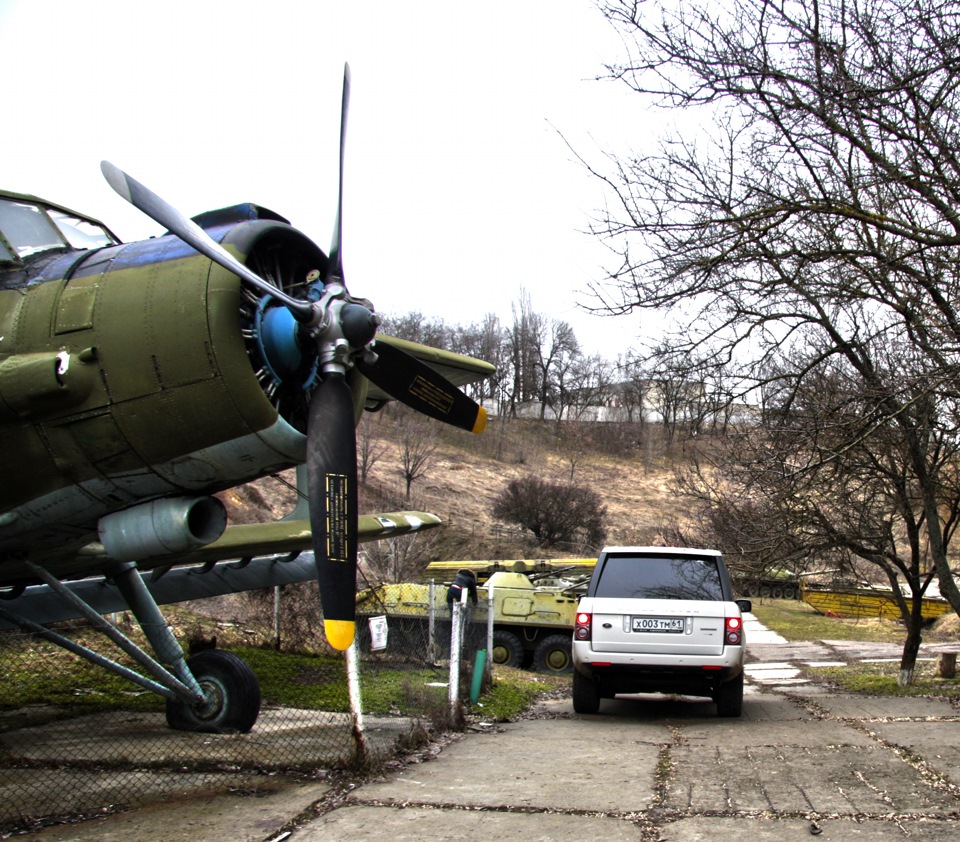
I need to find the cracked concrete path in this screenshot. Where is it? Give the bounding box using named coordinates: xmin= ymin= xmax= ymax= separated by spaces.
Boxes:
xmin=24 ymin=618 xmax=960 ymax=841
xmin=285 ymin=688 xmax=960 ymax=841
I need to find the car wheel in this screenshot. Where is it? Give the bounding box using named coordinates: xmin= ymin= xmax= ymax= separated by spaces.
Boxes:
xmin=166 ymin=650 xmax=261 ymax=733
xmin=491 ymin=630 xmax=524 ymax=668
xmin=715 ymin=673 xmax=744 ymax=718
xmin=533 ymin=634 xmax=573 ymax=674
xmin=573 ymin=670 xmax=601 ymax=714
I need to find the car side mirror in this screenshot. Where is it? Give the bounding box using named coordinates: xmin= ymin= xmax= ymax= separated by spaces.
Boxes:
xmin=736 ymin=599 xmax=752 ymax=614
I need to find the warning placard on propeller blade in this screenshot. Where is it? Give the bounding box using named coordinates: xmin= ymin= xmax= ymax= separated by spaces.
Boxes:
xmin=409 ymin=375 xmax=455 ymax=414
xmin=324 ymin=473 xmax=351 ymax=562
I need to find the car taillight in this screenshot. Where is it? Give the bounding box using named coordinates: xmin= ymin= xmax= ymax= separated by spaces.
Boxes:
xmin=724 ymin=615 xmax=742 ymax=646
xmin=575 ymin=611 xmax=592 ymax=641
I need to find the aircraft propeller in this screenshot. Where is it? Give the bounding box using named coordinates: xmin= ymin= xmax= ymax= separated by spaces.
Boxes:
xmin=101 ymin=63 xmax=487 ymax=651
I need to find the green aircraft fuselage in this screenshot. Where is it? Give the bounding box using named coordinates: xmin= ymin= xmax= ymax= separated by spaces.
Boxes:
xmin=0 ymin=192 xmax=367 ymax=582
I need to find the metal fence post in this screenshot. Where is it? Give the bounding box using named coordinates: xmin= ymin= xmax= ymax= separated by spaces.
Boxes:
xmin=485 ymin=582 xmax=495 ymax=682
xmin=428 ymin=580 xmax=436 ymax=661
xmin=346 ymin=638 xmax=368 ymax=761
xmin=448 ymin=599 xmax=461 ymax=711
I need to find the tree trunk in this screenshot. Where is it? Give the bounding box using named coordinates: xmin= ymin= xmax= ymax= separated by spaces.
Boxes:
xmin=898 ymin=613 xmax=923 ymax=687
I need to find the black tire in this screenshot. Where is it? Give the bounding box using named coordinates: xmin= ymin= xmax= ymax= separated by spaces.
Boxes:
xmin=166 ymin=650 xmax=261 ymax=734
xmin=715 ymin=673 xmax=744 ymax=718
xmin=572 ymin=670 xmax=601 ymax=714
xmin=533 ymin=634 xmax=573 ymax=674
xmin=491 ymin=630 xmax=524 ymax=668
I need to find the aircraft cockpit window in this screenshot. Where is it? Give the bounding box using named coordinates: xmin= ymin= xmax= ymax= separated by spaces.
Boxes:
xmin=48 ymin=209 xmax=117 ymax=250
xmin=0 ymin=199 xmax=66 ymax=258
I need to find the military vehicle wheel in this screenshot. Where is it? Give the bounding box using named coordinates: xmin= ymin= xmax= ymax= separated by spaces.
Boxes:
xmin=572 ymin=670 xmax=600 ymax=714
xmin=533 ymin=634 xmax=572 ymax=674
xmin=714 ymin=673 xmax=744 ymax=718
xmin=166 ymin=650 xmax=261 ymax=733
xmin=491 ymin=630 xmax=524 ymax=668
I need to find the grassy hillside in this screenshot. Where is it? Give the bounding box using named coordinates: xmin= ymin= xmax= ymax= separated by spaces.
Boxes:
xmin=223 ymin=407 xmax=688 ymax=568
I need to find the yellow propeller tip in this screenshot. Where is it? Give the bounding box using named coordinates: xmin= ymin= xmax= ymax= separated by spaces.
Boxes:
xmin=473 ymin=407 xmax=487 ymax=435
xmin=324 ymin=619 xmax=356 ymax=651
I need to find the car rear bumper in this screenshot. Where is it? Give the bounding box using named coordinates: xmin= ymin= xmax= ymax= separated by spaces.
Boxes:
xmin=573 ymin=644 xmax=745 ymax=697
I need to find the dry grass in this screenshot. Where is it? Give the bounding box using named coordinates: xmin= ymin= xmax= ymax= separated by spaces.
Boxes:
xmin=927 ymin=612 xmax=960 ymax=643
xmin=223 ymin=412 xmax=687 ymax=564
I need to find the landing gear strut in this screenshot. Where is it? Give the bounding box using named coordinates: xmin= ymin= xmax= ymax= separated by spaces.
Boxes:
xmin=0 ymin=561 xmax=261 ymax=734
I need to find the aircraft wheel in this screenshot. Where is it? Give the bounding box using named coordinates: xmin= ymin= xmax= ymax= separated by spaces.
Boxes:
xmin=166 ymin=650 xmax=261 ymax=734
xmin=533 ymin=634 xmax=573 ymax=674
xmin=491 ymin=630 xmax=524 ymax=668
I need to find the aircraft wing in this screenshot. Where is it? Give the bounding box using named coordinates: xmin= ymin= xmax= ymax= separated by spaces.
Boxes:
xmin=0 ymin=511 xmax=440 ymax=630
xmin=97 ymin=510 xmax=442 ymax=575
xmin=365 ymin=335 xmax=496 ymax=402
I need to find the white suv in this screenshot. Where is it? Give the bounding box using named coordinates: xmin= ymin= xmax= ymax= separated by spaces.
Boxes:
xmin=572 ymin=546 xmax=751 ymax=717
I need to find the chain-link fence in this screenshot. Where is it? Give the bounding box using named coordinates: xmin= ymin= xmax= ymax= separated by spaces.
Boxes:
xmin=0 ymin=588 xmax=493 ymax=834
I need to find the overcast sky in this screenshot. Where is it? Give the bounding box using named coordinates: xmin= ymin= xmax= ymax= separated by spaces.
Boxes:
xmin=0 ymin=0 xmax=656 ymax=355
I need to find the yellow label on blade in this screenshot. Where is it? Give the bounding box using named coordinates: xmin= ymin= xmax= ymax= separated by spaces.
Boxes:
xmin=325 ymin=473 xmax=350 ymax=562
xmin=408 ymin=375 xmax=455 ymax=414
xmin=324 ymin=619 xmax=356 ymax=651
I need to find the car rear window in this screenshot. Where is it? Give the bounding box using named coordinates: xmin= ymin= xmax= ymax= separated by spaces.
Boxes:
xmin=594 ymin=554 xmax=724 ymax=601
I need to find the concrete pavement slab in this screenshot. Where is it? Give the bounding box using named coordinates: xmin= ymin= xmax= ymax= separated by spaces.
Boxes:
xmin=17 ymin=780 xmax=332 ymax=842
xmin=870 ymin=719 xmax=960 ymax=782
xmin=678 ymin=717 xmax=870 ymax=747
xmin=291 ymin=804 xmax=642 ymax=841
xmin=352 ymin=718 xmax=663 ymax=813
xmin=807 ymin=694 xmax=960 ymax=720
xmin=748 ymin=641 xmax=834 ymax=662
xmin=657 ymin=816 xmax=960 ymax=840
xmin=668 ymin=742 xmax=957 ymax=813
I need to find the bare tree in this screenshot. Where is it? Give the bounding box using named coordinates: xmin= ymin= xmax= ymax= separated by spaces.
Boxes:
xmin=396 ymin=412 xmax=439 ymax=499
xmin=677 ymin=344 xmax=960 ymax=683
xmin=451 ymin=313 xmax=509 ymax=410
xmin=589 ymin=0 xmax=960 ymax=615
xmin=534 ymin=319 xmax=580 ymax=420
xmin=357 ymin=412 xmax=388 ymax=485
xmin=560 ymin=354 xmax=615 ymax=422
xmin=361 ymin=530 xmax=440 ymax=584
xmin=380 ymin=311 xmax=450 ymax=348
xmin=509 ymin=291 xmax=546 ymax=416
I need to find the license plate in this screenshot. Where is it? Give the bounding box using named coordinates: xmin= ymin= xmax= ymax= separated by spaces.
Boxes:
xmin=632 ymin=616 xmax=684 ymax=633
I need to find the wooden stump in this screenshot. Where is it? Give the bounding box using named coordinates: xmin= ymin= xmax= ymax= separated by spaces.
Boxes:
xmin=938 ymin=652 xmax=957 ymax=679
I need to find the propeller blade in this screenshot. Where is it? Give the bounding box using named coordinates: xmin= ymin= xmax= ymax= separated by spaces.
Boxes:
xmin=100 ymin=161 xmax=311 ymax=319
xmin=306 ymin=373 xmax=359 ymax=650
xmin=358 ymin=341 xmax=487 ymax=434
xmin=327 ymin=63 xmax=350 ymax=285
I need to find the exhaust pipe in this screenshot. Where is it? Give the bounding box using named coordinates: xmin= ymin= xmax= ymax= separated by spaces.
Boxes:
xmin=99 ymin=497 xmax=227 ymax=562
